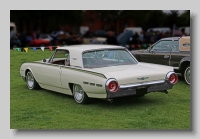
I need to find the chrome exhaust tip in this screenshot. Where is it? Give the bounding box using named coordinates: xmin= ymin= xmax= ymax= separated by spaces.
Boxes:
xmin=107 ymin=99 xmax=114 ymax=103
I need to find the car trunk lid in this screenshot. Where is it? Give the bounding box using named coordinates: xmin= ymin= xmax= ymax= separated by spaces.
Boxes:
xmin=93 ymin=63 xmax=171 ymax=85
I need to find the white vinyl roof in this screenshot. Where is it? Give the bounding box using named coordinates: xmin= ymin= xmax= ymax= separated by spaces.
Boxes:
xmin=56 ymin=44 xmax=126 ymax=67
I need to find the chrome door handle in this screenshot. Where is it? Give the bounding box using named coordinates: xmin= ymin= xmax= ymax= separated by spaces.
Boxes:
xmin=164 ymin=55 xmax=169 ymax=58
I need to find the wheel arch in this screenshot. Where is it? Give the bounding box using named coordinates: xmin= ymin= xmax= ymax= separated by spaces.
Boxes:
xmin=24 ymin=68 xmax=37 ymax=81
xmin=68 ymin=82 xmax=89 ymax=96
xmin=179 ymin=59 xmax=190 ymax=74
xmin=68 ymin=83 xmax=74 ymax=95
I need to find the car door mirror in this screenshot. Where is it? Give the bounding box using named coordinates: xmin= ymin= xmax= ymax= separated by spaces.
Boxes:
xmin=43 ymin=58 xmax=47 ymax=63
xmin=147 ymin=47 xmax=151 ymax=52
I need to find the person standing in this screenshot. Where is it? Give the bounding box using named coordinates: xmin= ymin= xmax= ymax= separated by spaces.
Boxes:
xmin=10 ymin=27 xmax=16 ymax=40
xmin=106 ymin=31 xmax=119 ymax=45
xmin=19 ymin=30 xmax=27 ymax=52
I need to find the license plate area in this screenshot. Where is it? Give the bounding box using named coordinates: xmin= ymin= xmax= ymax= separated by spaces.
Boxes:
xmin=136 ymin=87 xmax=147 ymax=95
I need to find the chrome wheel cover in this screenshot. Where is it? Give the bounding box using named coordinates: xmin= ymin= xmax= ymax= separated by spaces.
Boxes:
xmin=73 ymin=84 xmax=84 ymax=103
xmin=185 ymin=67 xmax=190 ymax=84
xmin=27 ymin=72 xmax=34 ymax=89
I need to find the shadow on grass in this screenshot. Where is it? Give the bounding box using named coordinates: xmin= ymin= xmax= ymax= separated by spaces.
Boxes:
xmin=177 ymin=75 xmax=188 ymax=85
xmin=90 ymin=94 xmax=165 ymax=107
xmin=38 ymin=88 xmax=166 ymax=108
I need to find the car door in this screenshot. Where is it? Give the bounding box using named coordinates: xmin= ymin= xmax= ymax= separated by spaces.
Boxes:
xmin=167 ymin=40 xmax=182 ymax=67
xmin=35 ymin=63 xmax=62 ymax=89
xmin=138 ymin=40 xmax=173 ymax=66
xmin=36 ymin=49 xmax=69 ymax=91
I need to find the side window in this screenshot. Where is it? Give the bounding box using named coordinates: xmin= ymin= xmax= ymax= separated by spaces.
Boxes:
xmin=50 ymin=49 xmax=70 ymax=65
xmin=151 ymin=41 xmax=162 ymax=51
xmin=151 ymin=40 xmax=179 ymax=52
xmin=171 ymin=40 xmax=179 ymax=52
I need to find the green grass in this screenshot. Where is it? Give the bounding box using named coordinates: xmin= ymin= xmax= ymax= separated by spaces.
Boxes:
xmin=10 ymin=49 xmax=190 ymax=130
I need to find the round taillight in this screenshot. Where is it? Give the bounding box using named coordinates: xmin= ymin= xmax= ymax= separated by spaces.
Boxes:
xmin=168 ymin=73 xmax=178 ymax=84
xmin=106 ymin=79 xmax=119 ymax=93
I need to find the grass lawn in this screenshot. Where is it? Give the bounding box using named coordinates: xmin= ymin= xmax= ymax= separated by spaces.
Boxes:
xmin=10 ymin=48 xmax=190 ymax=130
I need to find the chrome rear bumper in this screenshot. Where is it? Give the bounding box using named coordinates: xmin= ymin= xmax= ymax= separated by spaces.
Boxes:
xmin=106 ymin=80 xmax=173 ymax=98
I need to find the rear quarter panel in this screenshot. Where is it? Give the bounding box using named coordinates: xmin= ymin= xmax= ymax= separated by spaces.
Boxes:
xmin=61 ymin=67 xmax=108 ymax=98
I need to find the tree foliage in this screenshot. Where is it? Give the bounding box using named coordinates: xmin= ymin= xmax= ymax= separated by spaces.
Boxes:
xmin=177 ymin=10 xmax=190 ymax=27
xmin=10 ymin=10 xmax=84 ymax=33
xmin=10 ymin=10 xmax=190 ymax=34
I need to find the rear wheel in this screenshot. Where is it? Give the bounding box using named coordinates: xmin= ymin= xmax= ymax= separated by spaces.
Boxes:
xmin=183 ymin=66 xmax=190 ymax=85
xmin=73 ymin=84 xmax=89 ymax=104
xmin=26 ymin=71 xmax=40 ymax=89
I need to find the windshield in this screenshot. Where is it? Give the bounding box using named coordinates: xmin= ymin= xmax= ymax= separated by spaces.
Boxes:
xmin=82 ymin=49 xmax=137 ymax=68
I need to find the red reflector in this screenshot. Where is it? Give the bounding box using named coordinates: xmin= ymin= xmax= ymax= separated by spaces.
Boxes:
xmin=108 ymin=81 xmax=118 ymax=92
xmin=169 ymin=73 xmax=178 ymax=84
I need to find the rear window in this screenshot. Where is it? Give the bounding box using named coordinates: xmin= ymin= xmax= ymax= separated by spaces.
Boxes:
xmin=82 ymin=49 xmax=137 ymax=68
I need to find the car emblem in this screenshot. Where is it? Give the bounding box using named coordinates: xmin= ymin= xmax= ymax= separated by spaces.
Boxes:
xmin=137 ymin=77 xmax=149 ymax=80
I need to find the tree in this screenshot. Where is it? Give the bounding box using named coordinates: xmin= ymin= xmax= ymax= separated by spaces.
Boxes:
xmin=177 ymin=10 xmax=190 ymax=27
xmin=10 ymin=10 xmax=84 ymax=34
xmin=164 ymin=10 xmax=180 ymax=29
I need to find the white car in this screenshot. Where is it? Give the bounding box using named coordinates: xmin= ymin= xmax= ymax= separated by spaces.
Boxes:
xmin=20 ymin=45 xmax=178 ymax=104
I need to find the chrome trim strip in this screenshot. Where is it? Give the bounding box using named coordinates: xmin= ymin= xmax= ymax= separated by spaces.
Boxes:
xmin=173 ymin=67 xmax=179 ymax=70
xmin=105 ymin=78 xmax=118 ymax=86
xmin=166 ymin=71 xmax=178 ymax=84
xmin=166 ymin=71 xmax=175 ymax=79
xmin=31 ymin=62 xmax=107 ymax=79
xmin=38 ymin=83 xmax=70 ymax=90
xmin=119 ymin=80 xmax=165 ymax=89
xmin=126 ymin=49 xmax=138 ymax=63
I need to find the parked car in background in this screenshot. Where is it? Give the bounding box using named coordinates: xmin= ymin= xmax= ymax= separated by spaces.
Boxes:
xmin=117 ymin=30 xmax=134 ymax=48
xmin=20 ymin=45 xmax=178 ymax=104
xmin=10 ymin=39 xmax=21 ymax=49
xmin=179 ymin=27 xmax=190 ymax=35
xmin=29 ymin=34 xmax=52 ymax=47
xmin=91 ymin=37 xmax=107 ymax=44
xmin=131 ymin=36 xmax=190 ymax=85
xmin=124 ymin=27 xmax=143 ymax=34
xmin=147 ymin=27 xmax=171 ymax=33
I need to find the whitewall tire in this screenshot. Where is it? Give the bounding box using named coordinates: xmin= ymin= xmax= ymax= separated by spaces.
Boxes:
xmin=73 ymin=84 xmax=89 ymax=104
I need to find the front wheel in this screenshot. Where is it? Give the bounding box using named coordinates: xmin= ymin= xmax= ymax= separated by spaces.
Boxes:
xmin=26 ymin=71 xmax=40 ymax=89
xmin=183 ymin=66 xmax=190 ymax=85
xmin=73 ymin=84 xmax=89 ymax=104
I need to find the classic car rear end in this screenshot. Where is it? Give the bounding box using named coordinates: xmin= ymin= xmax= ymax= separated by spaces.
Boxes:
xmin=82 ymin=51 xmax=178 ymax=100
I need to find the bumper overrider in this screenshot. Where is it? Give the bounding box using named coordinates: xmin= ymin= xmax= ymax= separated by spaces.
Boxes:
xmin=105 ymin=71 xmax=178 ymax=99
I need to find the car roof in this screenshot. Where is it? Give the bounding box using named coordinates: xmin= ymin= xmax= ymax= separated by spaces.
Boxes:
xmin=160 ymin=37 xmax=180 ymax=41
xmin=56 ymin=45 xmax=126 ymax=68
xmin=160 ymin=36 xmax=190 ymax=41
xmin=56 ymin=44 xmax=124 ymax=52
